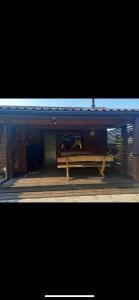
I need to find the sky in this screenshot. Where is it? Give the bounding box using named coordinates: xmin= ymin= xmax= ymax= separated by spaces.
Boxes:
xmin=0 ymin=99 xmax=139 ymax=108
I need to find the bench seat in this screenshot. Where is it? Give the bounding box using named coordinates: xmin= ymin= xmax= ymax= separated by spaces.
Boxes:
xmin=58 ymin=163 xmax=111 ymax=168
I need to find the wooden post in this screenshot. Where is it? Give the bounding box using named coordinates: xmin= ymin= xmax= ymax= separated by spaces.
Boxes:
xmin=133 ymin=118 xmax=139 ymax=181
xmin=121 ymin=125 xmax=128 ymax=175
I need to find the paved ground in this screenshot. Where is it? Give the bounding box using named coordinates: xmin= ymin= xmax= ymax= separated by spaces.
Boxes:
xmin=1 ymin=193 xmax=139 ymax=202
xmin=1 ymin=171 xmax=135 ymax=188
xmin=0 ymin=178 xmax=5 ymax=184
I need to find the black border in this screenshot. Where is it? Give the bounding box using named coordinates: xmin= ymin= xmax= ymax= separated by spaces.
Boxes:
xmin=0 ymin=45 xmax=139 ymax=99
xmin=0 ymin=203 xmax=138 ymax=299
xmin=0 ymin=49 xmax=139 ymax=299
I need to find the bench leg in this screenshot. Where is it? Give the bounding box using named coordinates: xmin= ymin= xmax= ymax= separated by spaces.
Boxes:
xmin=98 ymin=160 xmax=106 ymax=177
xmin=100 ymin=160 xmax=106 ymax=177
xmin=100 ymin=168 xmax=104 ymax=177
xmin=66 ymin=166 xmax=69 ymax=180
xmin=98 ymin=167 xmax=103 ymax=177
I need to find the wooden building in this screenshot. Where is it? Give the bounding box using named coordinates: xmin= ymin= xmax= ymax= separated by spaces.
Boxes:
xmin=0 ymin=105 xmax=139 ymax=183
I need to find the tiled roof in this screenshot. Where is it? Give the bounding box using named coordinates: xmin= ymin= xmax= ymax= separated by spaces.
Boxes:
xmin=0 ymin=106 xmax=139 ymax=112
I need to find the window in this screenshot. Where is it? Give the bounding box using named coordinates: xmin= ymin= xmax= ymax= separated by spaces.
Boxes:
xmin=60 ymin=133 xmax=82 ymax=151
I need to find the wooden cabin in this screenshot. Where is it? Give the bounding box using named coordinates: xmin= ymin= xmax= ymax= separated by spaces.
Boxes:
xmin=0 ymin=106 xmax=139 ymax=184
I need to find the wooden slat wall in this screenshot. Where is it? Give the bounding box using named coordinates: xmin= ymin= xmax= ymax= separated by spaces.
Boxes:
xmin=107 ymin=124 xmax=134 ymax=177
xmin=126 ymin=123 xmax=134 ymax=177
xmin=11 ymin=128 xmax=45 ymax=176
xmin=11 ymin=126 xmax=27 ymax=175
xmin=107 ymin=127 xmax=123 ymax=172
xmin=132 ymin=118 xmax=139 ymax=180
xmin=0 ymin=126 xmax=7 ymax=173
xmin=6 ymin=125 xmax=13 ymax=178
xmin=0 ymin=126 xmax=43 ymax=177
xmin=11 ymin=127 xmax=43 ymax=176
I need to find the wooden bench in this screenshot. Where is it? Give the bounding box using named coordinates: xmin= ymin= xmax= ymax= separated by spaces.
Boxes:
xmin=57 ymin=155 xmax=113 ymax=180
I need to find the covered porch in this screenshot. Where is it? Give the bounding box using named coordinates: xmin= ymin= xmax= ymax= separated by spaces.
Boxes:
xmin=0 ymin=106 xmax=139 ymax=188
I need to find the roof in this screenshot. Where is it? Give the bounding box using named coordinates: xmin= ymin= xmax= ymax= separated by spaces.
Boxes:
xmin=0 ymin=105 xmax=139 ymax=112
xmin=0 ymin=106 xmax=139 ymax=120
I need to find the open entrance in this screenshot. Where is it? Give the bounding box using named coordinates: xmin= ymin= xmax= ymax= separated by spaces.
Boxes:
xmin=44 ymin=132 xmax=56 ymax=167
xmin=26 ymin=144 xmax=43 ymax=172
xmin=26 ymin=129 xmax=43 ymax=172
xmin=1 ymin=114 xmax=135 ymax=187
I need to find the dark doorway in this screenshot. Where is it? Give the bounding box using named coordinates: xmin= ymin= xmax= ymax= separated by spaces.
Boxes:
xmin=44 ymin=132 xmax=56 ymax=167
xmin=26 ymin=143 xmax=43 ymax=172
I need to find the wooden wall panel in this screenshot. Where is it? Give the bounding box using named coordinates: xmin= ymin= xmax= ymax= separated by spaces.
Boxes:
xmin=107 ymin=127 xmax=123 ymax=173
xmin=126 ymin=124 xmax=134 ymax=178
xmin=11 ymin=128 xmax=43 ymax=175
xmin=82 ymin=129 xmax=107 ymax=154
xmin=55 ymin=129 xmax=107 ymax=155
xmin=11 ymin=127 xmax=27 ymax=175
xmin=133 ymin=118 xmax=139 ymax=180
xmin=0 ymin=116 xmax=133 ymax=127
xmin=0 ymin=126 xmax=7 ymax=173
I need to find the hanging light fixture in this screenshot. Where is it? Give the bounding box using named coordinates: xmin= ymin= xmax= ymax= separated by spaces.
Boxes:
xmin=90 ymin=130 xmax=95 ymax=136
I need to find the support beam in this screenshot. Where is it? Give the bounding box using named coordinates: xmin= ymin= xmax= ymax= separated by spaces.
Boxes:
xmin=133 ymin=118 xmax=139 ymax=180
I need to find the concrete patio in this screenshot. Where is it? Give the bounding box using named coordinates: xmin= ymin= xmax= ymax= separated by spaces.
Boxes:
xmin=0 ymin=193 xmax=139 ymax=202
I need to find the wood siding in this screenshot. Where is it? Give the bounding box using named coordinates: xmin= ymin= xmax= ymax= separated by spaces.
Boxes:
xmin=82 ymin=129 xmax=107 ymax=153
xmin=133 ymin=118 xmax=139 ymax=180
xmin=0 ymin=126 xmax=7 ymax=173
xmin=11 ymin=126 xmax=27 ymax=175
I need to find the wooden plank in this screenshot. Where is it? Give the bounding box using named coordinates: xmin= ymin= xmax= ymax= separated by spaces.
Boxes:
xmin=5 ymin=125 xmax=13 ymax=179
xmin=0 ymin=116 xmax=133 ymax=127
xmin=57 ymin=155 xmax=113 ymax=163
xmin=58 ymin=163 xmax=111 ymax=168
xmin=0 ymin=126 xmax=7 ymax=173
xmin=11 ymin=127 xmax=27 ymax=175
